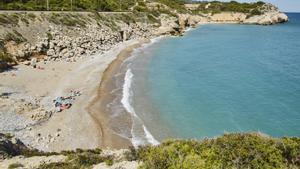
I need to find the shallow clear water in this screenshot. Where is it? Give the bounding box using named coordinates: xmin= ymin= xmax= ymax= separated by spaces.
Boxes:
xmin=129 ymin=13 xmax=300 ymax=141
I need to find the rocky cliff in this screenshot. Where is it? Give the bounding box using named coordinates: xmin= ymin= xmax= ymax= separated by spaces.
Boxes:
xmin=244 ymin=11 xmax=288 ymax=25
xmin=0 ymin=12 xmax=175 ymax=66
xmin=179 ymin=11 xmax=288 ymax=26
xmin=182 ymin=2 xmax=288 ymax=26
xmin=0 ymin=2 xmax=288 ymax=68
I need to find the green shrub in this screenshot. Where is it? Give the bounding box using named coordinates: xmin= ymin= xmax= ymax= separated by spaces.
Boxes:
xmin=27 ymin=13 xmax=36 ymax=20
xmin=0 ymin=51 xmax=15 ymax=64
xmin=250 ymin=8 xmax=263 ymax=16
xmin=147 ymin=14 xmax=160 ymax=24
xmin=156 ymin=0 xmax=188 ymax=13
xmin=8 ymin=163 xmax=23 ymax=169
xmin=48 ymin=13 xmax=87 ymax=27
xmin=134 ymin=5 xmax=147 ymax=12
xmin=37 ymin=148 xmax=105 ymax=169
xmin=137 ymin=133 xmax=300 ymax=169
xmin=194 ymin=1 xmax=265 ymax=15
xmin=0 ymin=0 xmax=136 ymax=12
xmin=0 ymin=14 xmax=19 ymax=26
xmin=38 ymin=162 xmax=77 ymax=169
xmin=279 ymin=137 xmax=300 ymax=167
xmin=4 ymin=31 xmax=26 ymax=44
xmin=104 ymin=157 xmax=114 ymax=166
xmin=20 ymin=17 xmax=29 ymax=25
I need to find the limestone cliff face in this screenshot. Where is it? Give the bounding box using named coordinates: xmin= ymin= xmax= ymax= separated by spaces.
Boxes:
xmin=242 ymin=3 xmax=288 ymax=25
xmin=156 ymin=14 xmax=180 ymax=35
xmin=210 ymin=12 xmax=247 ymax=23
xmin=177 ymin=10 xmax=288 ymax=30
xmin=181 ymin=2 xmax=288 ymax=26
xmin=208 ymin=11 xmax=288 ymax=25
xmin=0 ymin=12 xmax=179 ymax=64
xmin=243 ymin=12 xmax=288 ymax=25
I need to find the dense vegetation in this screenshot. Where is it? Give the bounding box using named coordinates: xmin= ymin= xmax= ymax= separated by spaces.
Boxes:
xmin=135 ymin=133 xmax=300 ymax=169
xmin=0 ymin=0 xmax=267 ymax=14
xmin=2 ymin=133 xmax=299 ymax=168
xmin=0 ymin=0 xmax=136 ymax=11
xmin=191 ymin=1 xmax=266 ymax=15
xmin=0 ymin=0 xmax=187 ymax=12
xmin=37 ymin=149 xmax=114 ymax=169
xmin=0 ymin=133 xmax=112 ymax=168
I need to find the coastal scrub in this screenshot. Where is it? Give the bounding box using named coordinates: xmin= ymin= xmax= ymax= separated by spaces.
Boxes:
xmin=136 ymin=133 xmax=300 ymax=169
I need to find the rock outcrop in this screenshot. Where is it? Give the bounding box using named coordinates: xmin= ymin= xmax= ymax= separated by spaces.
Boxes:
xmin=0 ymin=12 xmax=180 ymax=64
xmin=244 ymin=11 xmax=288 ymax=25
xmin=156 ymin=14 xmax=180 ymax=35
xmin=210 ymin=12 xmax=247 ymax=23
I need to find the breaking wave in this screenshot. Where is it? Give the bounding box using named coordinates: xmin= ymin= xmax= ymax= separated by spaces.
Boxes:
xmin=121 ymin=69 xmax=159 ymax=147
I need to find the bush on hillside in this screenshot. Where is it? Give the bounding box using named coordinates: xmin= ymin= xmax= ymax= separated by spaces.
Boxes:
xmin=136 ymin=133 xmax=300 ymax=169
xmin=194 ymin=1 xmax=266 ymax=14
xmin=0 ymin=0 xmax=136 ymax=11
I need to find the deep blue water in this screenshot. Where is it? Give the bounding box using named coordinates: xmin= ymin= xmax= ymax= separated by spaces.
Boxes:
xmin=130 ymin=13 xmax=300 ymax=141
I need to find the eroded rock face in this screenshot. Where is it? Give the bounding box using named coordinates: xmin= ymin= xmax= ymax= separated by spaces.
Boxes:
xmin=4 ymin=41 xmax=31 ymax=61
xmin=210 ymin=12 xmax=247 ymax=23
xmin=28 ymin=21 xmax=161 ymax=62
xmin=156 ymin=14 xmax=179 ymax=35
xmin=244 ymin=12 xmax=288 ymax=25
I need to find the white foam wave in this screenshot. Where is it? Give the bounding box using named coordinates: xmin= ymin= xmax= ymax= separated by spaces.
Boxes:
xmin=121 ymin=69 xmax=136 ymax=116
xmin=121 ymin=69 xmax=160 ymax=147
xmin=123 ymin=36 xmax=164 ymax=63
xmin=185 ymin=27 xmax=193 ymax=32
xmin=143 ymin=125 xmax=160 ymax=145
xmin=151 ymin=36 xmax=165 ymax=43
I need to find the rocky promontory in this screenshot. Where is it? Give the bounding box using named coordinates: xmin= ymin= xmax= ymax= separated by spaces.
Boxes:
xmin=244 ymin=11 xmax=288 ymax=25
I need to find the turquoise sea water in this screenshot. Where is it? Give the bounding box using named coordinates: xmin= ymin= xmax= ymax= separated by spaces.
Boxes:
xmin=128 ymin=13 xmax=300 ymax=142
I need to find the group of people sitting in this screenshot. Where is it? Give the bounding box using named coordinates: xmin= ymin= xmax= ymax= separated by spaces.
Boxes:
xmin=53 ymin=90 xmax=81 ymax=112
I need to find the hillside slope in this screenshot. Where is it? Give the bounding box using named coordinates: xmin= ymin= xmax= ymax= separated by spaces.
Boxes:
xmin=1 ymin=133 xmax=299 ymax=169
xmin=0 ymin=1 xmax=288 ymax=71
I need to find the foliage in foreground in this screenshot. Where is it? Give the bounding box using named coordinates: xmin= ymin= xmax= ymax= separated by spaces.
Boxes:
xmin=0 ymin=133 xmax=106 ymax=168
xmin=38 ymin=149 xmax=110 ymax=169
xmin=2 ymin=133 xmax=300 ymax=168
xmin=136 ymin=133 xmax=300 ymax=169
xmin=8 ymin=163 xmax=24 ymax=169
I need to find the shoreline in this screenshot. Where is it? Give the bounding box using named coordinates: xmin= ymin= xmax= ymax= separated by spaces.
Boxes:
xmin=0 ymin=22 xmax=215 ymax=151
xmin=0 ymin=19 xmax=288 ymax=151
xmin=44 ymin=39 xmax=148 ymax=150
xmin=95 ymin=22 xmax=247 ymax=148
xmin=0 ymin=39 xmax=145 ymax=151
xmin=87 ymin=39 xmax=151 ymax=149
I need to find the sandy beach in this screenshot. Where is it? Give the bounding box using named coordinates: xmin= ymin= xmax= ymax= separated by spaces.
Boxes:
xmin=0 ymin=39 xmax=146 ymax=151
xmin=0 ymin=10 xmax=287 ymax=152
